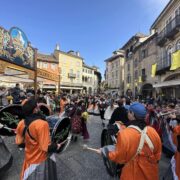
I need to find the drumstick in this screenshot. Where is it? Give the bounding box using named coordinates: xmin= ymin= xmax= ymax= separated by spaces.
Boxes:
xmin=59 ymin=136 xmax=71 ymax=145
xmin=82 ymin=144 xmax=101 ymax=154
xmin=3 ymin=126 xmax=16 ymax=132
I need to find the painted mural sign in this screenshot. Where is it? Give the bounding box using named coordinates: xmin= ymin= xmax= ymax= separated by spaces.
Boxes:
xmin=0 ymin=27 xmax=35 ymax=69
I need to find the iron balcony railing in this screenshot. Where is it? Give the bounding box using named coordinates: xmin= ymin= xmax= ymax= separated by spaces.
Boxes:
xmin=68 ymin=73 xmax=76 ymax=78
xmin=156 ymin=55 xmax=171 ymax=72
xmin=157 ymin=15 xmax=180 ymax=46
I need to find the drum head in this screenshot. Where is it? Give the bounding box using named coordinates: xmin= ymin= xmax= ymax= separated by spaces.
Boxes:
xmin=51 ymin=117 xmax=72 ymax=153
xmin=0 ymin=105 xmax=23 ymax=136
xmin=38 ymin=103 xmax=51 ymax=116
xmin=101 ymin=129 xmax=119 ymax=177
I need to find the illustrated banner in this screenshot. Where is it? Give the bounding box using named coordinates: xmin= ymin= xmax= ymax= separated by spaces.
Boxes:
xmin=0 ymin=27 xmax=35 ymax=70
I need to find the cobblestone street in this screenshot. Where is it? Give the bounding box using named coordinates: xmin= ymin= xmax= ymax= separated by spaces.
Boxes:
xmin=3 ymin=115 xmax=170 ymax=180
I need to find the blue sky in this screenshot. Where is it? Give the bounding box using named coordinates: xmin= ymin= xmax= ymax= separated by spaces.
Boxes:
xmin=0 ymin=0 xmax=169 ymax=75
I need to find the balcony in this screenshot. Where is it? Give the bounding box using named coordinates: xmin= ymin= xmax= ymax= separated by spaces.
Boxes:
xmin=156 ymin=55 xmax=171 ymax=75
xmin=68 ymin=73 xmax=76 ymax=78
xmin=157 ymin=15 xmax=180 ymax=46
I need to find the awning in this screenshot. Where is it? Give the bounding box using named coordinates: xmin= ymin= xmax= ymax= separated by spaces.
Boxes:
xmin=153 ymin=80 xmax=180 ymax=88
xmin=60 ymin=86 xmax=83 ymax=90
xmin=43 ymin=85 xmax=56 ymax=89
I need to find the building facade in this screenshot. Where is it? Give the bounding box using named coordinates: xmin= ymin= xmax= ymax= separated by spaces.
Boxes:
xmin=151 ymin=0 xmax=180 ymax=99
xmin=105 ymin=50 xmax=125 ymax=95
xmin=122 ymin=33 xmax=148 ymax=97
xmin=133 ymin=34 xmax=158 ymax=99
xmin=54 ymin=46 xmax=83 ymax=94
xmin=37 ymin=53 xmax=60 ymax=92
xmin=93 ymin=66 xmax=101 ymax=94
xmin=82 ymin=64 xmax=95 ymax=94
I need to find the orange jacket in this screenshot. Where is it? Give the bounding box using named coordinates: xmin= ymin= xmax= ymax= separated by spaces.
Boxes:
xmin=108 ymin=126 xmax=162 ymax=180
xmin=173 ymin=125 xmax=180 ymax=179
xmin=16 ymin=119 xmax=51 ymax=180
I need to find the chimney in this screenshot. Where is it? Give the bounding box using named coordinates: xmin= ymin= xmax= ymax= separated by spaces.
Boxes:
xmin=55 ymin=44 xmax=60 ymax=50
xmin=76 ymin=51 xmax=80 ymax=57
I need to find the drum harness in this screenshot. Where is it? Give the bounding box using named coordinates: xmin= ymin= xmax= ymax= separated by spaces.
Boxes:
xmin=125 ymin=126 xmax=155 ymax=165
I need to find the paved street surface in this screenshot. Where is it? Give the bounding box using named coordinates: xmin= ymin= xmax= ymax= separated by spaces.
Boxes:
xmin=3 ymin=115 xmax=171 ymax=180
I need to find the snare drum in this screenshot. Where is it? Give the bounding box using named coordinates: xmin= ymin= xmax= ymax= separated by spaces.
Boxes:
xmin=101 ymin=128 xmax=120 ymax=177
xmin=46 ymin=115 xmax=72 ymax=153
xmin=38 ymin=103 xmax=51 ymax=116
xmin=0 ymin=104 xmax=23 ymax=136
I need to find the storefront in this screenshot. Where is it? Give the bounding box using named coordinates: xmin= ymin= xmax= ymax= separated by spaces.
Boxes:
xmin=0 ymin=26 xmax=36 ymax=89
xmin=37 ymin=68 xmax=59 ymax=93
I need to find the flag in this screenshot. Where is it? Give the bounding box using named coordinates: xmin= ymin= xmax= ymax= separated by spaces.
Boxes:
xmin=138 ymin=76 xmax=142 ymax=83
xmin=170 ymin=50 xmax=180 ymax=70
xmin=151 ymin=63 xmax=157 ymax=77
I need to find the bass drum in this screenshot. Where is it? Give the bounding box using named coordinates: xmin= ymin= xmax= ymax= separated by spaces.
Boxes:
xmin=101 ymin=128 xmax=120 ymax=177
xmin=46 ymin=115 xmax=72 ymax=153
xmin=0 ymin=105 xmax=23 ymax=136
xmin=38 ymin=103 xmax=51 ymax=116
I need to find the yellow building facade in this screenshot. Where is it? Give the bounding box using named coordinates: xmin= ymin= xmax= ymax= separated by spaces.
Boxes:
xmin=54 ymin=47 xmax=83 ymax=94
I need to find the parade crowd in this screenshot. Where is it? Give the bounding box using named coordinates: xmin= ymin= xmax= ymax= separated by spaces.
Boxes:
xmin=0 ymin=84 xmax=179 ymax=180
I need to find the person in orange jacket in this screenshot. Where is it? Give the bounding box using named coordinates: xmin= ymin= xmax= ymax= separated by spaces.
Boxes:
xmin=101 ymin=102 xmax=162 ymax=180
xmin=16 ymin=98 xmax=61 ymax=180
xmin=172 ymin=125 xmax=180 ymax=180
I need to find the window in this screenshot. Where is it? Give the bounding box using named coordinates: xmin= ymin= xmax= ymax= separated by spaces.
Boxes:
xmin=126 ymin=49 xmax=129 ymax=58
xmin=43 ymin=63 xmax=48 ymax=69
xmin=77 ymin=62 xmax=80 ymax=66
xmin=51 ymin=64 xmax=56 ymax=70
xmin=176 ymin=40 xmax=180 ymax=50
xmin=167 ymin=46 xmax=172 ymax=66
xmin=127 ymin=74 xmax=131 ymax=83
xmin=141 ymin=49 xmax=148 ymax=59
xmin=70 ymin=69 xmax=73 ymax=73
xmin=77 ymin=71 xmax=80 ymax=79
xmin=37 ymin=61 xmax=40 ymax=68
xmin=116 ymin=70 xmax=118 ymax=78
xmin=175 ymin=6 xmax=180 ymax=16
xmin=134 ymin=70 xmax=138 ymax=79
xmin=112 ymin=63 xmax=114 ymax=69
xmin=127 ymin=64 xmax=130 ymax=71
xmin=134 ymin=59 xmax=138 ymax=67
xmin=142 ymin=69 xmax=146 ymax=76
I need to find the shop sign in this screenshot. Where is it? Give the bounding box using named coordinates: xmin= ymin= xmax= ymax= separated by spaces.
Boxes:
xmin=37 ymin=68 xmax=59 ymax=82
xmin=0 ymin=26 xmax=35 ymax=70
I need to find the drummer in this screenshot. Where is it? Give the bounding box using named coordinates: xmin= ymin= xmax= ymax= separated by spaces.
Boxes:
xmin=16 ymin=98 xmax=61 ymax=180
xmin=102 ymin=102 xmax=162 ymax=180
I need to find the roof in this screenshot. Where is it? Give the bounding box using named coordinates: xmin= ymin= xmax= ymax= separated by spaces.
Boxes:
xmin=83 ymin=63 xmax=94 ymax=70
xmin=151 ymin=0 xmax=174 ymax=29
xmin=133 ymin=33 xmax=157 ymax=52
xmin=104 ymin=54 xmax=124 ymax=62
xmin=37 ymin=53 xmax=58 ymax=63
xmin=55 ymin=50 xmax=84 ymax=60
xmin=121 ymin=33 xmax=147 ymax=49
